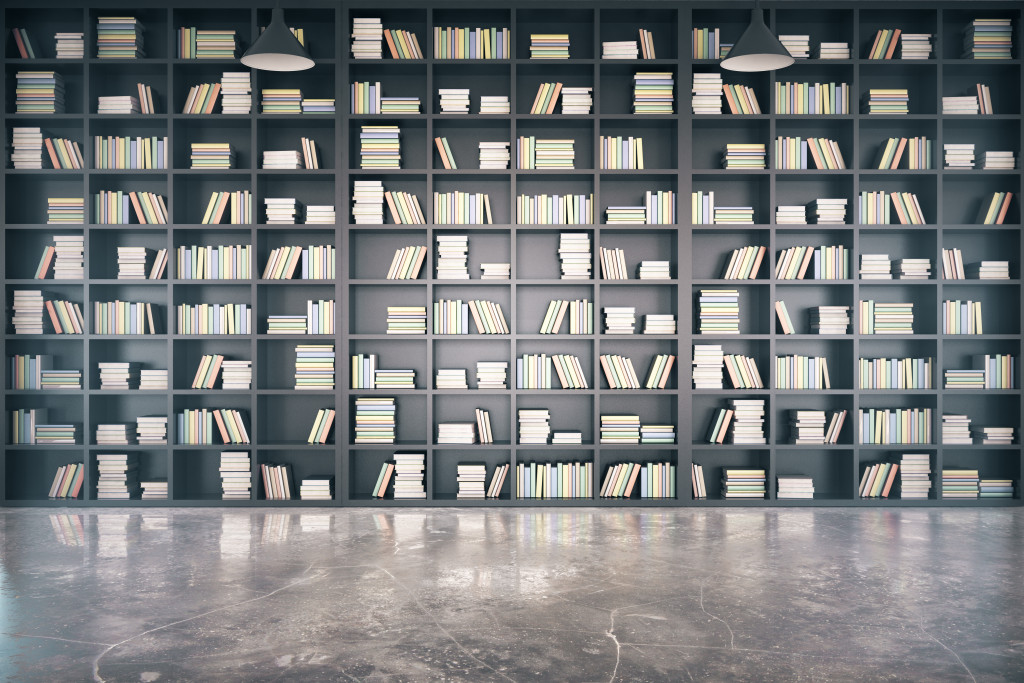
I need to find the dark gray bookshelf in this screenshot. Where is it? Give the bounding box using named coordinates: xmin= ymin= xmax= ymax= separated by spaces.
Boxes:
xmin=2 ymin=1 xmax=1022 ymax=506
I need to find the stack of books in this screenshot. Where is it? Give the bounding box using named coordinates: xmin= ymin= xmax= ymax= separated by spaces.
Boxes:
xmin=295 ymin=345 xmax=334 ymax=390
xmin=261 ymin=89 xmax=302 ymax=114
xmin=221 ymin=72 xmax=251 ymax=114
xmin=480 ymin=263 xmax=510 ymax=279
xmin=723 ymin=144 xmax=766 ymax=169
xmin=194 ymin=29 xmax=236 ymax=58
xmin=351 ymin=18 xmax=383 ymax=59
xmin=560 ymin=87 xmax=593 ymax=114
xmin=438 ymin=88 xmax=470 ymax=114
xmin=942 ymin=95 xmax=979 ymax=115
xmin=302 ymin=98 xmax=335 ymax=114
xmin=96 ymin=454 xmax=139 ymax=500
xmin=55 ymin=32 xmax=85 ymax=59
xmin=810 ymin=198 xmax=848 ymax=224
xmin=558 ymin=233 xmax=592 ymax=279
xmin=139 ymin=369 xmax=168 ymax=391
xmin=602 ymin=40 xmax=638 ymax=59
xmin=352 ymin=180 xmax=385 ymax=224
xmin=300 ymin=476 xmax=333 ymax=501
xmin=859 ymin=300 xmax=914 ymax=335
xmin=973 ymin=426 xmax=1015 ymax=445
xmin=979 ymin=479 xmax=1015 ymax=499
xmin=386 ymin=306 xmax=427 ymax=334
xmin=476 ymin=361 xmax=508 ymax=389
xmin=457 ymin=464 xmax=488 ymax=499
xmin=353 ymin=397 xmax=396 ymax=443
xmin=600 ymin=415 xmax=641 ymax=444
xmin=643 ymin=314 xmax=676 ymax=335
xmin=730 ymin=399 xmax=767 ymax=444
xmin=437 ymin=423 xmax=477 ymax=444
xmin=191 ymin=143 xmax=234 ymax=169
xmin=962 ymin=18 xmax=1013 ymax=59
xmin=944 ymin=143 xmax=975 ymax=168
xmin=264 ymin=198 xmax=300 ymax=224
xmin=373 ymin=368 xmax=415 ymax=390
xmin=262 ymin=149 xmax=301 ymax=169
xmin=633 ymin=71 xmax=674 ymax=114
xmin=900 ymin=453 xmax=933 ymax=499
xmin=52 ymin=235 xmax=84 ymax=279
xmin=983 ymin=151 xmax=1016 ymax=169
xmin=530 ymin=33 xmax=570 ymax=59
xmin=603 ymin=307 xmax=636 ymax=334
xmin=969 ymin=261 xmax=1010 ymax=279
xmin=864 ymin=89 xmax=909 ymax=114
xmin=479 ymin=96 xmax=510 ymax=114
xmin=945 ymin=368 xmax=986 ymax=389
xmin=34 ymin=424 xmax=77 ymax=444
xmin=551 ymin=431 xmax=582 ymax=445
xmin=393 ymin=453 xmax=426 ymax=499
xmin=305 ymin=206 xmax=335 ymax=225
xmin=640 ymin=424 xmax=675 ymax=444
xmin=379 ymin=95 xmax=421 ymax=114
xmin=691 ymin=72 xmax=723 ymax=114
xmin=941 ymin=414 xmax=973 ymax=444
xmin=141 ymin=480 xmax=168 ymax=500
xmin=435 ymin=235 xmax=469 ymax=279
xmin=722 ymin=469 xmax=766 ymax=499
xmin=98 ymin=362 xmax=138 ymax=389
xmin=479 ymin=142 xmax=511 ymax=168
xmin=136 ymin=416 xmax=168 ymax=445
xmin=779 ymin=35 xmax=810 ymax=58
xmin=15 ymin=71 xmax=65 ymax=114
xmin=220 ymin=452 xmax=251 ymax=499
xmin=692 ymin=344 xmax=724 ymax=389
xmin=942 ymin=469 xmax=979 ymax=498
xmin=96 ymin=17 xmax=145 ymax=58
xmin=859 ymin=254 xmax=892 ymax=279
xmin=97 ymin=95 xmax=140 ymax=115
xmin=11 ymin=127 xmax=43 ymax=169
xmin=713 ymin=206 xmax=754 ymax=224
xmin=96 ymin=424 xmax=131 ymax=445
xmin=817 ymin=42 xmax=850 ymax=59
xmin=900 ymin=33 xmax=933 ymax=59
xmin=360 ymin=125 xmax=401 ymax=169
xmin=518 ymin=409 xmax=551 ymax=444
xmin=698 ymin=289 xmax=739 ymax=334
xmin=435 ymin=368 xmax=469 ymax=389
xmin=776 ymin=206 xmax=807 ymax=224
xmin=895 ymin=259 xmax=931 ymax=279
xmin=778 ymin=475 xmax=814 ymax=499
xmin=638 ymin=260 xmax=671 ymax=279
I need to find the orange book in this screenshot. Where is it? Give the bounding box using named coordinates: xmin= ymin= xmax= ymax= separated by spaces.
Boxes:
xmin=529 ymin=83 xmax=547 ymax=114
xmin=867 ymin=30 xmax=883 ymax=59
xmin=207 ymin=354 xmax=224 ymax=388
xmin=545 ymin=82 xmax=563 ymax=114
xmin=795 ymin=246 xmax=815 ymax=280
xmin=69 ymin=465 xmax=85 ymax=498
xmin=203 ymin=83 xmax=222 ymax=114
xmin=212 ymin=409 xmax=230 ymax=443
xmin=889 ymin=192 xmax=910 ymax=224
xmin=12 ymin=29 xmax=28 ymax=58
xmin=748 ymin=246 xmax=767 ymax=279
xmin=890 ymin=137 xmax=908 ymax=169
xmin=211 ymin=192 xmax=231 ymax=224
xmin=383 ymin=30 xmax=399 ymax=59
xmin=35 ymin=246 xmax=55 ymax=278
xmin=43 ymin=138 xmax=61 ymax=168
xmin=319 ymin=410 xmax=336 ymax=443
xmin=434 ymin=137 xmax=452 ymax=169
xmin=722 ymin=86 xmax=739 ymax=114
xmin=884 ymin=29 xmax=902 ymax=59
xmin=376 ymin=463 xmax=395 ymax=497
xmin=44 ymin=300 xmax=63 ymax=333
xmin=881 ymin=463 xmax=899 ymax=497
xmin=806 ymin=139 xmax=825 ymax=169
xmin=383 ymin=191 xmax=402 ymax=223
xmin=657 ymin=355 xmax=676 ymax=389
xmin=623 ymin=464 xmax=642 ymax=497
xmin=995 ymin=192 xmax=1013 ymax=225
xmin=717 ymin=410 xmax=733 ymax=443
xmin=128 ymin=191 xmax=147 ymax=224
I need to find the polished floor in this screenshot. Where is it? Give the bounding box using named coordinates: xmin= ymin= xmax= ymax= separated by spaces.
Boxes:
xmin=1 ymin=508 xmax=1022 ymax=682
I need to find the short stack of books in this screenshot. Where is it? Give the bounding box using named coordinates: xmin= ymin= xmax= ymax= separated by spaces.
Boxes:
xmin=600 ymin=415 xmax=641 ymax=444
xmin=983 ymin=151 xmax=1016 ymax=169
xmin=97 ymin=96 xmax=140 ymax=115
xmin=530 ymin=33 xmax=570 ymax=59
xmin=264 ymin=197 xmax=300 ymax=224
xmin=942 ymin=95 xmax=979 ymax=115
xmin=435 ymin=368 xmax=468 ymax=389
xmin=15 ymin=71 xmax=65 ymax=114
xmin=643 ymin=314 xmax=676 ymax=335
xmin=864 ymin=89 xmax=909 ymax=115
xmin=895 ymin=259 xmax=931 ymax=279
xmin=438 ymin=88 xmax=470 ymax=114
xmin=973 ymin=426 xmax=1015 ymax=445
xmin=777 ymin=475 xmax=814 ymax=499
xmin=779 ymin=35 xmax=810 ymax=58
xmin=360 ymin=125 xmax=400 ymax=169
xmin=817 ymin=42 xmax=850 ymax=59
xmin=351 ymin=18 xmax=383 ymax=58
xmin=640 ymin=424 xmax=675 ymax=444
xmin=638 ymin=261 xmax=671 ymax=279
xmin=810 ymin=198 xmax=848 ymax=224
xmin=942 ymin=414 xmax=973 ymax=444
xmin=723 ymin=143 xmax=766 ymax=169
xmin=95 ymin=423 xmax=132 ymax=445
xmin=437 ymin=423 xmax=476 ymax=444
xmin=944 ymin=143 xmax=975 ymax=169
xmin=859 ymin=301 xmax=914 ymax=334
xmin=457 ymin=464 xmax=487 ymax=499
xmin=603 ymin=307 xmax=636 ymax=334
xmin=692 ymin=345 xmax=724 ymax=389
xmin=942 ymin=469 xmax=979 ymax=499
xmin=262 ymin=149 xmax=301 ymax=170
xmin=900 ymin=453 xmax=933 ymax=499
xmin=140 ymin=480 xmax=168 ymax=500
xmin=295 ymin=345 xmax=334 ymax=390
xmin=220 ymin=452 xmax=251 ymax=499
xmin=305 ymin=206 xmax=336 ymax=225
xmin=730 ymin=399 xmax=767 ymax=444
xmin=518 ymin=409 xmax=551 ymax=444
xmin=435 ymin=235 xmax=469 ymax=279
xmin=136 ymin=416 xmax=168 ymax=445
xmin=386 ymin=306 xmax=427 ymax=334
xmin=859 ymin=254 xmax=892 ymax=279
xmin=55 ymin=32 xmax=85 ymax=59
xmin=979 ymin=479 xmax=1015 ymax=499
xmin=560 ymin=87 xmax=593 ymax=114
xmin=602 ymin=40 xmax=639 ymax=59
xmin=11 ymin=127 xmax=43 ymax=169
xmin=479 ymin=142 xmax=511 ymax=169
xmin=776 ymin=206 xmax=807 ymax=224
xmin=810 ymin=306 xmax=851 ymax=335
xmin=98 ymin=362 xmax=138 ymax=389
xmin=722 ymin=469 xmax=766 ymax=499
xmin=713 ymin=206 xmax=754 ymax=224
xmin=480 ymin=263 xmax=510 ymax=279
xmin=900 ymin=33 xmax=933 ymax=59
xmin=139 ymin=369 xmax=168 ymax=391
xmin=302 ymin=98 xmax=335 ymax=114
xmin=300 ymin=476 xmax=333 ymax=501
xmin=558 ymin=233 xmax=592 ymax=279
xmin=479 ymin=96 xmax=510 ymax=114
xmin=476 ymin=361 xmax=508 ymax=389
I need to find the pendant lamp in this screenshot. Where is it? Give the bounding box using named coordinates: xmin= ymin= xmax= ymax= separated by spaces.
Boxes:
xmin=241 ymin=6 xmax=314 ymax=71
xmin=720 ymin=3 xmax=794 ymax=72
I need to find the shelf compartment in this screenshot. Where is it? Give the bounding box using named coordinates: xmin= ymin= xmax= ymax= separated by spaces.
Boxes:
xmin=598 ymin=8 xmax=678 ymax=61
xmin=857 ymin=227 xmax=937 ymax=278
xmin=517 ymin=393 xmax=595 ymax=444
xmin=689 ymin=448 xmax=771 ymax=502
xmin=433 ymin=174 xmax=512 ymax=225
xmin=257 ymin=394 xmax=335 ymax=444
xmin=515 ymin=283 xmax=593 ymax=335
xmin=348 ymin=283 xmax=427 ymax=336
xmin=940 ymin=283 xmax=1019 ymax=335
xmin=515 ymin=8 xmax=595 ymax=61
xmin=774 ymin=393 xmax=855 ymax=446
xmin=596 ymin=338 xmax=677 ymax=391
xmin=348 ymin=228 xmax=427 ymax=280
xmin=173 ymin=118 xmax=252 ymax=170
xmin=255 ymin=448 xmax=336 ymax=502
xmin=432 ymin=118 xmax=511 ymax=172
xmin=941 ymin=174 xmax=1021 ymax=226
xmin=432 ymin=62 xmax=511 ymax=116
xmin=5 ymin=449 xmax=84 ymax=502
xmin=692 ymin=118 xmax=769 ymax=171
xmin=942 ymin=63 xmax=1021 ymax=115
xmin=857 ymin=8 xmax=936 ymax=61
xmin=256 ymin=7 xmax=337 ymax=61
xmin=433 ymin=393 xmax=510 ymax=444
xmin=6 ymin=62 xmax=86 ymax=115
xmin=432 ymin=449 xmax=511 ymax=500
xmin=775 ymin=449 xmax=855 ymax=501
xmin=349 ymin=393 xmax=427 ymax=446
xmin=172 ymin=448 xmax=243 ymax=501
xmin=691 ymin=175 xmax=770 ymax=226
xmin=774 ymin=338 xmax=854 ymax=390
xmin=88 ymin=393 xmax=168 ymax=445
xmin=348 ymin=447 xmax=423 ymax=502
xmin=693 ymin=284 xmax=770 ymax=336
xmin=172 ymin=337 xmax=251 ymax=391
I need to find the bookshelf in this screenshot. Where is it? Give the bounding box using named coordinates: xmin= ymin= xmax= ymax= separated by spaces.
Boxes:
xmin=2 ymin=0 xmax=1022 ymax=507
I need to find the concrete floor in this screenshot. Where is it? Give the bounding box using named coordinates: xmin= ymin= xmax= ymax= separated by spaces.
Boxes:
xmin=0 ymin=508 xmax=1022 ymax=682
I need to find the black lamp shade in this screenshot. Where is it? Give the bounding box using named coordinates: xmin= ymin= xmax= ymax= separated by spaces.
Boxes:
xmin=241 ymin=7 xmax=314 ymax=71
xmin=720 ymin=8 xmax=795 ymax=72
